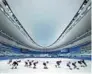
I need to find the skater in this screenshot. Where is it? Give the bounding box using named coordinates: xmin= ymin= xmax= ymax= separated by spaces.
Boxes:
xmin=81 ymin=59 xmax=87 ymax=67
xmin=43 ymin=61 xmax=49 ymax=69
xmin=72 ymin=62 xmax=79 ymax=69
xmin=55 ymin=60 xmax=62 ymax=68
xmin=78 ymin=60 xmax=83 ymax=67
xmin=28 ymin=60 xmax=34 ymax=67
xmin=25 ymin=61 xmax=29 ymax=67
xmin=33 ymin=61 xmax=38 ymax=69
xmin=11 ymin=61 xmax=18 ymax=69
xmin=66 ymin=61 xmax=72 ymax=70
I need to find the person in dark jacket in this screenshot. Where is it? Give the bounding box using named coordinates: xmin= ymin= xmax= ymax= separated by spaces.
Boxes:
xmin=66 ymin=61 xmax=72 ymax=70
xmin=11 ymin=61 xmax=18 ymax=69
xmin=43 ymin=61 xmax=49 ymax=69
xmin=72 ymin=62 xmax=79 ymax=69
xmin=33 ymin=61 xmax=38 ymax=69
xmin=81 ymin=59 xmax=87 ymax=67
xmin=55 ymin=60 xmax=62 ymax=68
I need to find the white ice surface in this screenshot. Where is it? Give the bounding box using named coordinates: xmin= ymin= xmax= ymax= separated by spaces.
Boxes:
xmin=0 ymin=58 xmax=91 ymax=74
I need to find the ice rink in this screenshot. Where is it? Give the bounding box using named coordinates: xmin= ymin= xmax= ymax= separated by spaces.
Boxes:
xmin=0 ymin=58 xmax=91 ymax=74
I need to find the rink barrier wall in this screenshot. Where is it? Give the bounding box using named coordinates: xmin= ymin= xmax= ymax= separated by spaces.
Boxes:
xmin=0 ymin=42 xmax=91 ymax=61
xmin=0 ymin=55 xmax=91 ymax=61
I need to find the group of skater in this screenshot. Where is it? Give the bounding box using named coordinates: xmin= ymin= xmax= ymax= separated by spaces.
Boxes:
xmin=66 ymin=59 xmax=87 ymax=70
xmin=7 ymin=59 xmax=87 ymax=70
xmin=24 ymin=60 xmax=49 ymax=69
xmin=55 ymin=59 xmax=87 ymax=70
xmin=8 ymin=59 xmax=49 ymax=69
xmin=24 ymin=60 xmax=38 ymax=69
